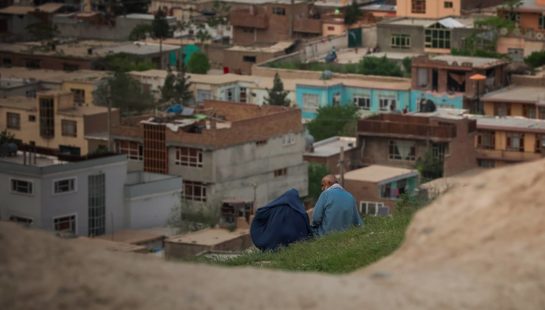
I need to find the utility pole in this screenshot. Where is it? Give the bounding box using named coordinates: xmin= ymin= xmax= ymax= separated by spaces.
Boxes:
xmin=339 ymin=146 xmax=345 ymax=187
xmin=107 ymin=84 xmax=113 ymax=152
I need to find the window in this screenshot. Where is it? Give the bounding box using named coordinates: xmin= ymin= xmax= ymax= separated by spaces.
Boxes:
xmin=411 ymin=0 xmax=426 ymax=14
xmin=478 ymin=159 xmax=495 ymax=168
xmin=539 ymin=107 xmax=545 ymax=120
xmin=379 ymin=96 xmax=396 ymax=111
xmin=183 ymin=181 xmax=207 ymax=202
xmin=495 ymin=103 xmax=511 ymax=116
xmin=26 ymin=89 xmax=36 ymax=97
xmin=327 ymin=26 xmax=335 ymax=31
xmin=25 ymin=59 xmax=40 ymax=69
xmin=241 ymin=27 xmax=254 ymax=33
xmin=381 ymin=183 xmax=402 ymax=199
xmin=240 ymin=87 xmax=247 ymax=103
xmin=54 ymin=215 xmax=76 ymax=235
xmin=506 ymin=133 xmax=524 ymax=152
xmin=196 ymin=89 xmax=211 ymax=103
xmin=353 ymin=96 xmax=371 ymax=110
xmin=432 ymin=143 xmax=449 ymax=160
xmin=425 ymin=23 xmax=451 ymax=49
xmin=175 ymin=147 xmax=203 ymax=167
xmin=256 ymin=139 xmax=267 ymax=146
xmin=61 ymin=120 xmax=77 ymax=137
xmin=389 ymin=140 xmax=416 ymax=161
xmin=11 ymin=179 xmax=33 ymax=194
xmin=274 ymin=168 xmax=287 ymax=177
xmin=226 ymin=88 xmax=234 ymax=101
xmin=359 ymin=201 xmax=387 ymax=216
xmin=63 ymin=63 xmax=79 ymax=72
xmin=3 ymin=57 xmax=12 ymax=66
xmin=444 ymin=1 xmax=453 ymax=8
xmin=7 ymin=112 xmax=20 ymax=129
xmin=391 ymin=34 xmax=411 ymax=49
xmin=71 ymin=88 xmax=85 ymax=106
xmin=39 ymin=97 xmax=55 ymax=138
xmin=88 ymin=174 xmax=105 ymax=237
xmin=540 ymin=15 xmax=545 ymax=29
xmin=28 ymin=115 xmax=36 ymax=122
xmin=9 ymin=216 xmax=33 ymax=227
xmin=272 ymin=7 xmax=286 ymax=15
xmin=116 ymin=140 xmax=143 ymax=160
xmin=283 ymin=133 xmax=295 ymax=146
xmin=523 ymin=105 xmax=537 ymax=119
xmin=507 ymin=12 xmax=520 ymax=23
xmin=477 ymin=131 xmax=495 ymax=149
xmin=243 ymin=56 xmax=256 ymax=63
xmin=53 ymin=178 xmax=76 ymax=194
xmin=302 ymin=93 xmax=320 ymax=113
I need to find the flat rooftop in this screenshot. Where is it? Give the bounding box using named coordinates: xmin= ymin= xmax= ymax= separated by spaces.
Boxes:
xmin=0 ymin=67 xmax=108 ymax=83
xmin=430 ymin=55 xmax=504 ymax=68
xmin=0 ymin=96 xmax=35 ymax=110
xmin=305 ymin=136 xmax=357 ymax=157
xmin=474 ymin=115 xmax=545 ymax=132
xmin=96 ymin=228 xmax=176 ymax=245
xmin=0 ymin=152 xmax=67 ymax=167
xmin=482 ymin=86 xmax=545 ymax=104
xmin=226 ymin=41 xmax=294 ymax=54
xmin=344 ymin=165 xmax=418 ymax=183
xmin=166 ymin=228 xmax=250 ymax=246
xmin=384 ymin=17 xmax=474 ymax=28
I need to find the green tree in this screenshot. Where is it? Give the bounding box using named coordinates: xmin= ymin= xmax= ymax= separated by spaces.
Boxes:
xmin=307 ymin=105 xmax=358 ymax=141
xmin=344 ymin=0 xmax=362 ymax=25
xmin=308 ymin=163 xmax=329 ymax=203
xmin=152 ymin=8 xmax=172 ymax=69
xmin=160 ymin=64 xmax=193 ymax=105
xmin=359 ymin=56 xmax=403 ymax=77
xmin=129 ymin=24 xmax=153 ymax=41
xmin=0 ymin=129 xmax=15 ymax=144
xmin=415 ymin=149 xmax=443 ymax=181
xmin=265 ymin=73 xmax=291 ymax=106
xmin=93 ymin=72 xmax=155 ymax=115
xmin=102 ymin=53 xmax=155 ymax=72
xmin=187 ymin=52 xmax=210 ymax=74
xmin=524 ymin=51 xmax=545 ymax=68
xmin=402 ymin=57 xmax=412 ymax=77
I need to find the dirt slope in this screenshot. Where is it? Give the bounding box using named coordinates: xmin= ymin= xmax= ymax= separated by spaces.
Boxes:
xmin=3 ymin=160 xmax=545 ymax=309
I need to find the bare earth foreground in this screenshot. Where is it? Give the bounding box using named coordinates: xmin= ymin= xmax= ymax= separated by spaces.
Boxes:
xmin=3 ymin=160 xmax=545 ymax=309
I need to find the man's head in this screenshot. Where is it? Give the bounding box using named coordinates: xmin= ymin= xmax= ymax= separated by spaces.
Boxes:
xmin=321 ymin=175 xmax=337 ymax=191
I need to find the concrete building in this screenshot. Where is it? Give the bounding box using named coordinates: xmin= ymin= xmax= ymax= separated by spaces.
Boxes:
xmin=357 ymin=112 xmax=478 ymax=177
xmin=473 ymin=116 xmax=545 ymax=168
xmin=0 ymin=77 xmax=42 ymax=98
xmin=0 ymin=40 xmax=182 ymax=71
xmin=229 ymin=0 xmax=322 ymax=45
xmin=304 ymin=136 xmax=358 ymax=174
xmin=111 ymin=100 xmax=308 ymax=212
xmin=296 ymin=75 xmax=412 ymax=120
xmin=0 ymin=3 xmax=64 ymax=41
xmin=343 ymin=165 xmax=419 ymax=214
xmin=396 ymin=0 xmax=503 ymax=19
xmin=411 ymin=55 xmax=509 ymax=112
xmin=223 ymin=41 xmax=294 ymax=75
xmin=376 ymin=17 xmax=475 ymax=54
xmin=0 ymin=153 xmax=182 ymax=237
xmin=0 ymin=90 xmax=117 ymax=155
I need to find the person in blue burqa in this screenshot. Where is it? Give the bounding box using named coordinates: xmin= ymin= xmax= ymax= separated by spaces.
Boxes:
xmin=250 ymin=188 xmax=311 ymax=251
xmin=311 ymin=174 xmax=363 ymax=237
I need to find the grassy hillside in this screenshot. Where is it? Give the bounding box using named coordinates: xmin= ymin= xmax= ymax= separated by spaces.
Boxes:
xmin=197 ymin=198 xmax=423 ymax=274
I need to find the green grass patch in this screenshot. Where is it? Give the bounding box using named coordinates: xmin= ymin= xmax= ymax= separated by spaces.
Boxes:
xmin=196 ymin=203 xmax=420 ymax=274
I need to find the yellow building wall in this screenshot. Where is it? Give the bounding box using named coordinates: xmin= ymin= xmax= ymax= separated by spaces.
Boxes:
xmin=0 ymin=108 xmax=39 ymax=145
xmin=396 ymin=0 xmax=460 ymax=19
xmin=495 ymin=131 xmax=506 ymax=151
xmin=484 ymin=102 xmax=495 ymax=116
xmin=62 ymin=81 xmax=98 ymax=106
xmin=524 ymin=133 xmax=536 ymax=153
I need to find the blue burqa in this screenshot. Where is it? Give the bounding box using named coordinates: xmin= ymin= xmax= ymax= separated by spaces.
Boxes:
xmin=250 ymin=189 xmax=311 ymax=251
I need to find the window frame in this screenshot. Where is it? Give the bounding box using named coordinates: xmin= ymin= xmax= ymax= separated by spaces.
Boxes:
xmin=353 ymin=95 xmax=371 ymax=110
xmin=6 ymin=112 xmax=20 ymax=130
xmin=175 ymin=146 xmax=203 ymax=167
xmin=506 ymin=132 xmax=524 ymax=152
xmin=444 ymin=1 xmax=453 ymax=8
xmin=411 ymin=0 xmax=426 ymax=14
xmin=52 ymin=177 xmax=77 ymax=195
xmin=391 ymin=34 xmax=411 ymax=49
xmin=61 ymin=119 xmax=78 ymax=137
xmin=10 ymin=178 xmax=34 ymax=195
xmin=53 ymin=214 xmax=77 ymax=235
xmin=425 ymin=24 xmax=451 ymax=49
xmin=116 ymin=140 xmax=143 ymax=161
xmin=302 ymin=93 xmax=320 ymax=113
xmin=389 ymin=140 xmax=416 ymax=161
xmin=272 ymin=7 xmax=286 ymax=16
xmin=183 ymin=181 xmax=207 ymax=202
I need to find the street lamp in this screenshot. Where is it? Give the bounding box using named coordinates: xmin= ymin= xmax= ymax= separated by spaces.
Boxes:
xmin=470 ymin=73 xmax=486 ymax=114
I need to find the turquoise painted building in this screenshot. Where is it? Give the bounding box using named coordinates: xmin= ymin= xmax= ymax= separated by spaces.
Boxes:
xmin=411 ymin=90 xmax=464 ymax=110
xmin=296 ymin=81 xmax=412 ymax=120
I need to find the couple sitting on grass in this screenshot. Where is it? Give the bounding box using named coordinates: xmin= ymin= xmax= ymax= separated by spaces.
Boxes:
xmin=251 ymin=175 xmax=363 ymax=251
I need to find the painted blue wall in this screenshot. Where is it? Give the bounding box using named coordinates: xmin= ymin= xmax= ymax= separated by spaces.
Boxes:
xmin=411 ymin=90 xmax=464 ymax=110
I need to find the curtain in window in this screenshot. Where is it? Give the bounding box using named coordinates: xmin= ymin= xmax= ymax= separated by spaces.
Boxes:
xmin=396 ymin=140 xmax=413 ymax=159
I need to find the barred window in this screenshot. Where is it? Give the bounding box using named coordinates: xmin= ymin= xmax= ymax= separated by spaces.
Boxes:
xmin=116 ymin=140 xmax=143 ymax=161
xmin=175 ymin=147 xmax=203 ymax=167
xmin=183 ymin=181 xmax=207 ymax=202
xmin=61 ymin=120 xmax=77 ymax=137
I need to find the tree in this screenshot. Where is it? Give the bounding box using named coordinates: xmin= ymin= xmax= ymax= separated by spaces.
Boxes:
xmin=160 ymin=64 xmax=193 ymax=105
xmin=93 ymin=72 xmax=155 ymax=115
xmin=525 ymin=51 xmax=545 ymax=68
xmin=152 ymin=8 xmax=172 ymax=69
xmin=112 ymin=0 xmax=150 ymax=15
xmin=307 ymin=105 xmax=358 ymax=141
xmin=358 ymin=56 xmax=403 ymax=77
xmin=129 ymin=24 xmax=153 ymax=41
xmin=102 ymin=53 xmax=155 ymax=72
xmin=265 ymin=73 xmax=291 ymax=106
xmin=416 ymin=149 xmax=444 ymax=181
xmin=187 ymin=52 xmax=210 ymax=74
xmin=402 ymin=57 xmax=412 ymax=77
xmin=344 ymin=0 xmax=362 ymax=26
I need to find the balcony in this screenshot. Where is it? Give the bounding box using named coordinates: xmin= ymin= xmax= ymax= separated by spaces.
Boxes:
xmin=293 ymin=18 xmax=322 ymax=34
xmin=476 ymin=148 xmax=544 ymax=162
xmin=358 ymin=115 xmax=457 ymax=141
xmin=229 ymin=9 xmax=268 ymax=29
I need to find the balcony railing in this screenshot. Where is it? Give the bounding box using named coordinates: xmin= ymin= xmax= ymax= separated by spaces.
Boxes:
xmin=358 ymin=120 xmax=457 ymax=140
xmin=476 ymin=148 xmax=544 ymax=162
xmin=229 ymin=9 xmax=268 ymax=29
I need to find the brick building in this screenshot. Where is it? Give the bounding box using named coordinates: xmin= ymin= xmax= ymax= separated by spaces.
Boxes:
xmin=111 ymin=100 xmax=308 ymax=212
xmin=357 ymin=112 xmax=478 ymax=178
